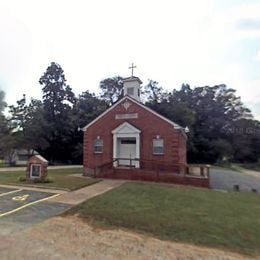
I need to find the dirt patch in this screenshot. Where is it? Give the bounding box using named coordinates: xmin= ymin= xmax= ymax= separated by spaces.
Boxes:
xmin=0 ymin=216 xmax=252 ymax=259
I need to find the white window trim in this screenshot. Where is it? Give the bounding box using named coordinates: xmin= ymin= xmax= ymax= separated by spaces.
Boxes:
xmin=93 ymin=139 xmax=103 ymax=154
xmin=153 ymin=139 xmax=164 ymax=155
xmin=30 ymin=164 xmax=41 ymax=179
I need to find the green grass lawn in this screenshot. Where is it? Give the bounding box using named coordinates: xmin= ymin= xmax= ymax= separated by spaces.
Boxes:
xmin=0 ymin=167 xmax=100 ymax=190
xmin=66 ymin=182 xmax=260 ymax=256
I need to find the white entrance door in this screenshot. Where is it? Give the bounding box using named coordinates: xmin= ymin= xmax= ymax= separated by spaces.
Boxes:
xmin=118 ymin=139 xmax=136 ymax=167
xmin=112 ymin=122 xmax=141 ymax=168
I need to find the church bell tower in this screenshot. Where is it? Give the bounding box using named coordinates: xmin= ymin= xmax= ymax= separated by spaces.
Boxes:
xmin=123 ymin=63 xmax=142 ymax=101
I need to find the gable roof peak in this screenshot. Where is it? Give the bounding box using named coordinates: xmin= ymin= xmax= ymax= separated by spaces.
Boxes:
xmin=82 ymin=95 xmax=184 ymax=134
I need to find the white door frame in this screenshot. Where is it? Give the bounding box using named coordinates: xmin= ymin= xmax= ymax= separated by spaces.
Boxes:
xmin=112 ymin=122 xmax=141 ymax=168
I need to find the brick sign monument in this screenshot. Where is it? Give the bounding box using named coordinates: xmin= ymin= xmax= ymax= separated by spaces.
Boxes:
xmin=26 ymin=155 xmax=48 ymax=180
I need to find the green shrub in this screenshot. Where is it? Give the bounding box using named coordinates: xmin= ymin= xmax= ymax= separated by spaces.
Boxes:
xmin=18 ymin=176 xmax=26 ymax=182
xmin=32 ymin=177 xmax=53 ymax=183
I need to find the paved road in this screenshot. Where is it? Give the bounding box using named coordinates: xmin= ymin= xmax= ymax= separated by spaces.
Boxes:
xmin=210 ymin=167 xmax=260 ymax=192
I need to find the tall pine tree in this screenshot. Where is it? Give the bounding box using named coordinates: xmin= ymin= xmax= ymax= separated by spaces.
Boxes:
xmin=39 ymin=62 xmax=76 ymax=163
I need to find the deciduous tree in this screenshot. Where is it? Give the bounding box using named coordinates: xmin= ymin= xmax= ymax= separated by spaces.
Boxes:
xmin=100 ymin=76 xmax=123 ymax=105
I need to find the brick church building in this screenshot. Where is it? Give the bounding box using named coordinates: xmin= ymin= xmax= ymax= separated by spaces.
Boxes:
xmin=83 ymin=73 xmax=188 ymax=172
xmin=82 ymin=72 xmax=209 ymax=187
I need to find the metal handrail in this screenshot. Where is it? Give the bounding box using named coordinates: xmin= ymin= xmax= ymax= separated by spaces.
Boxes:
xmin=95 ymin=158 xmax=209 ymax=178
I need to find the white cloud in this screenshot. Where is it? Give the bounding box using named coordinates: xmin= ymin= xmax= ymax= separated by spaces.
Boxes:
xmin=0 ymin=0 xmax=259 ymax=120
xmin=221 ymin=3 xmax=260 ymax=39
xmin=255 ymin=50 xmax=260 ymax=61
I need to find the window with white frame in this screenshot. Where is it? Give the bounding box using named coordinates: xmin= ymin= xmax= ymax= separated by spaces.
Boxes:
xmin=153 ymin=139 xmax=164 ymax=155
xmin=93 ymin=138 xmax=103 ymax=153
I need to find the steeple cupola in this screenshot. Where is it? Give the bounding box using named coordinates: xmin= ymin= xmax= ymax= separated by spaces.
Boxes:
xmin=123 ymin=76 xmax=142 ymax=101
xmin=123 ymin=63 xmax=142 ymax=101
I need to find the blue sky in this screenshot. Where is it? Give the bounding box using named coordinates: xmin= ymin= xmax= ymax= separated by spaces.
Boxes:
xmin=0 ymin=0 xmax=260 ymax=119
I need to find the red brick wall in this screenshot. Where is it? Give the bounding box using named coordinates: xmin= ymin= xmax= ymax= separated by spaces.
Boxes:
xmin=95 ymin=168 xmax=209 ymax=188
xmin=26 ymin=156 xmax=48 ymax=179
xmin=83 ymin=98 xmax=187 ymax=172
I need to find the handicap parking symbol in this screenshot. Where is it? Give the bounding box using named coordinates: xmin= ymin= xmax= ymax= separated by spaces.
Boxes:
xmin=12 ymin=194 xmax=29 ymax=201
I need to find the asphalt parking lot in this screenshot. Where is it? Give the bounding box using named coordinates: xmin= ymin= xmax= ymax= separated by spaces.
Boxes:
xmin=210 ymin=168 xmax=260 ymax=192
xmin=0 ymin=187 xmax=71 ymax=235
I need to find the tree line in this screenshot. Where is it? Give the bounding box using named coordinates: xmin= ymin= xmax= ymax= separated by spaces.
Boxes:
xmin=0 ymin=62 xmax=259 ymax=165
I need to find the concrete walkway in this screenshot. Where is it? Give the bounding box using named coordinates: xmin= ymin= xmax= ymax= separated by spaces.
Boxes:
xmin=49 ymin=179 xmax=126 ymax=205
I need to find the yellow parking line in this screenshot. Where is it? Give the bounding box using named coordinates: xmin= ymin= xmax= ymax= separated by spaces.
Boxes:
xmin=0 ymin=193 xmax=60 ymax=218
xmin=0 ymin=189 xmax=23 ymax=197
